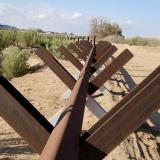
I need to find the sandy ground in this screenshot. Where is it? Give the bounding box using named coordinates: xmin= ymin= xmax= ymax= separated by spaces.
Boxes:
xmin=0 ymin=44 xmax=160 ymax=159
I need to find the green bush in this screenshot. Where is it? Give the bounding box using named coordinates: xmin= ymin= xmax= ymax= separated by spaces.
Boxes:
xmin=16 ymin=30 xmax=40 ymax=48
xmin=39 ymin=34 xmax=53 ymax=48
xmin=0 ymin=31 xmax=16 ymax=49
xmin=0 ymin=30 xmax=74 ymax=60
xmin=1 ymin=46 xmax=29 ymax=79
xmin=126 ymin=37 xmax=160 ymax=47
xmin=127 ymin=37 xmax=148 ymax=46
xmin=49 ymin=38 xmax=72 ymax=59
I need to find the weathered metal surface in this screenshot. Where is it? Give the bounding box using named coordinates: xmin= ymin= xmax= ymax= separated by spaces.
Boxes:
xmin=95 ymin=41 xmax=111 ymax=60
xmin=68 ymin=43 xmax=87 ymax=61
xmin=41 ymin=46 xmax=96 ymax=160
xmin=93 ymin=45 xmax=118 ymax=70
xmin=36 ymin=47 xmax=132 ymax=96
xmin=37 ymin=48 xmax=107 ymax=99
xmin=75 ymin=42 xmax=90 ymax=56
xmin=59 ymin=88 xmax=107 ymax=119
xmin=88 ymin=65 xmax=160 ymax=134
xmin=88 ymin=49 xmax=134 ymax=94
xmin=93 ymin=36 xmax=96 ymax=45
xmin=59 ymin=44 xmax=109 ymax=96
xmin=59 ymin=45 xmax=83 ymax=70
xmin=0 ymin=76 xmax=53 ymax=154
xmin=36 ymin=48 xmax=76 ymax=90
xmin=80 ymin=72 xmax=160 ymax=159
xmin=80 ymin=40 xmax=92 ymax=50
xmin=96 ymin=41 xmax=110 ymax=53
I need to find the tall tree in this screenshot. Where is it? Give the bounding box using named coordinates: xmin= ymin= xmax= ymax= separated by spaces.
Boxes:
xmin=89 ymin=17 xmax=123 ymax=38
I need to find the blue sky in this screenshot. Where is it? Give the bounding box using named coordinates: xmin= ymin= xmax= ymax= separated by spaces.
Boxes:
xmin=0 ymin=0 xmax=160 ymax=38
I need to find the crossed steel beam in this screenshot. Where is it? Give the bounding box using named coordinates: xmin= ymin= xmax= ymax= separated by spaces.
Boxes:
xmin=0 ymin=76 xmax=53 ymax=154
xmin=80 ymin=65 xmax=160 ymax=159
xmin=0 ymin=38 xmax=159 ymax=160
xmin=36 ymin=41 xmax=133 ymax=120
xmin=41 ymin=44 xmax=96 ymax=160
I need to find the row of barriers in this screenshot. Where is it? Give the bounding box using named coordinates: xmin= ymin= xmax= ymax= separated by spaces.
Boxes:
xmin=0 ymin=37 xmax=160 ymax=160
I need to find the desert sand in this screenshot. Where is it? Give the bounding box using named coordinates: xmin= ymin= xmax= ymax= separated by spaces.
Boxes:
xmin=0 ymin=44 xmax=160 ymax=160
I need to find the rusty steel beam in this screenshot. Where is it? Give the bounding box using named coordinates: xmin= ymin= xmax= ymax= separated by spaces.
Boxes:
xmin=88 ymin=49 xmax=134 ymax=94
xmin=36 ymin=48 xmax=76 ymax=90
xmin=71 ymin=41 xmax=111 ymax=61
xmin=68 ymin=43 xmax=86 ymax=61
xmin=58 ymin=45 xmax=110 ymax=115
xmin=93 ymin=36 xmax=96 ymax=45
xmin=36 ymin=47 xmax=132 ymax=96
xmin=69 ymin=41 xmax=116 ymax=73
xmin=0 ymin=76 xmax=53 ymax=154
xmin=75 ymin=42 xmax=90 ymax=56
xmin=79 ymin=43 xmax=91 ymax=53
xmin=41 ymin=46 xmax=96 ymax=160
xmin=70 ymin=41 xmax=114 ymax=68
xmin=58 ymin=45 xmax=83 ymax=71
xmin=95 ymin=41 xmax=111 ymax=60
xmin=80 ymin=40 xmax=93 ymax=50
xmin=80 ymin=72 xmax=160 ymax=159
xmin=88 ymin=65 xmax=160 ymax=135
xmin=95 ymin=44 xmax=111 ymax=60
xmin=37 ymin=47 xmax=132 ymax=96
xmin=96 ymin=41 xmax=109 ymax=53
xmin=92 ymin=45 xmax=118 ymax=71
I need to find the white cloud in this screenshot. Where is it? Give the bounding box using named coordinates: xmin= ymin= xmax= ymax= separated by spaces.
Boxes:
xmin=126 ymin=20 xmax=133 ymax=25
xmin=0 ymin=2 xmax=87 ymax=34
xmin=72 ymin=12 xmax=82 ymax=19
xmin=29 ymin=5 xmax=56 ymax=20
xmin=33 ymin=14 xmax=48 ymax=19
xmin=59 ymin=12 xmax=83 ymax=20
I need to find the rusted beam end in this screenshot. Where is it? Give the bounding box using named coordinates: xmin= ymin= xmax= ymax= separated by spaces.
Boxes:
xmin=88 ymin=49 xmax=134 ymax=94
xmin=95 ymin=41 xmax=111 ymax=59
xmin=93 ymin=45 xmax=118 ymax=71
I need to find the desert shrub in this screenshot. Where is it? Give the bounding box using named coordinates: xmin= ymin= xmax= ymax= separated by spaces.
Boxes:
xmin=126 ymin=37 xmax=160 ymax=47
xmin=1 ymin=46 xmax=29 ymax=79
xmin=49 ymin=39 xmax=64 ymax=59
xmin=127 ymin=37 xmax=148 ymax=46
xmin=0 ymin=31 xmax=16 ymax=49
xmin=38 ymin=34 xmax=53 ymax=48
xmin=49 ymin=38 xmax=72 ymax=59
xmin=16 ymin=30 xmax=40 ymax=48
xmin=0 ymin=30 xmax=74 ymax=60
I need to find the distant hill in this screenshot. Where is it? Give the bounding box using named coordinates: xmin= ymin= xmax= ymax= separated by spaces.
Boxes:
xmin=0 ymin=24 xmax=17 ymax=30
